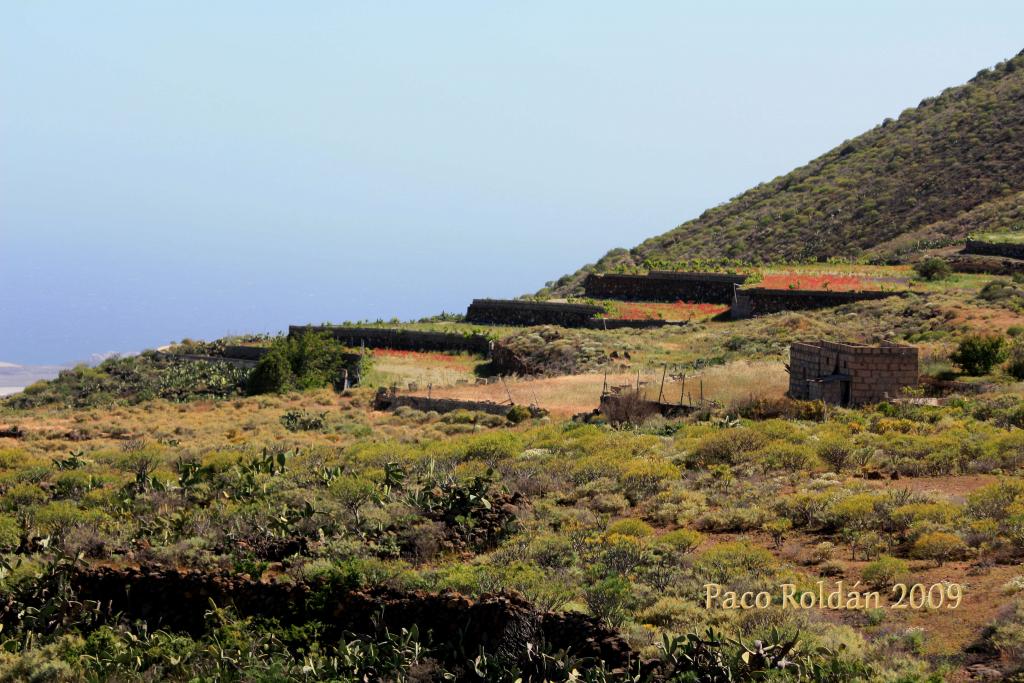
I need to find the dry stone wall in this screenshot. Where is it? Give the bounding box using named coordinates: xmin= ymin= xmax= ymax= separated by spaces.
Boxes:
xmin=732 ymin=288 xmax=900 ymax=318
xmin=583 ymin=271 xmax=747 ymax=303
xmin=947 ymin=254 xmax=1024 ymax=275
xmin=221 ymin=345 xmax=270 ymax=361
xmin=373 ymin=388 xmax=514 ymax=416
xmin=466 ymin=299 xmax=604 ymax=326
xmin=963 ymin=239 xmax=1024 ymax=260
xmin=289 ymin=325 xmax=492 ymax=354
xmin=465 ymin=299 xmax=693 ymax=329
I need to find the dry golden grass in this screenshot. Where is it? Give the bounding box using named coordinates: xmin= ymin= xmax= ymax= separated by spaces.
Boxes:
xmin=413 ymin=360 xmax=788 ymax=417
xmin=363 ymin=350 xmax=483 ymax=389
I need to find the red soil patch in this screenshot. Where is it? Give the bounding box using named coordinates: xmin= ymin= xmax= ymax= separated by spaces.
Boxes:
xmin=860 ymin=474 xmax=1000 ymax=503
xmin=758 ymin=273 xmax=872 ymax=291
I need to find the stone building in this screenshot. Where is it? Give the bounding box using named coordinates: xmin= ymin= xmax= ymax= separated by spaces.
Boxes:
xmin=788 ymin=341 xmax=918 ymax=406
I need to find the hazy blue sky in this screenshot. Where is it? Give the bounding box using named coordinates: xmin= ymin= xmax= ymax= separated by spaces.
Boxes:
xmin=3 ymin=2 xmax=1024 ymax=364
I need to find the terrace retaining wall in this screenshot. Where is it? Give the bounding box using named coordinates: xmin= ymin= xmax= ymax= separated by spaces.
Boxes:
xmin=465 ymin=299 xmax=693 ymax=328
xmin=289 ymin=325 xmax=492 ymax=355
xmin=583 ymin=271 xmax=747 ymax=303
xmin=222 ymin=345 xmax=270 ymax=361
xmin=731 ymin=288 xmax=900 ymax=319
xmin=963 ymin=240 xmax=1024 ymax=260
xmin=466 ymin=299 xmax=604 ymax=327
xmin=946 ymin=254 xmax=1024 ymax=276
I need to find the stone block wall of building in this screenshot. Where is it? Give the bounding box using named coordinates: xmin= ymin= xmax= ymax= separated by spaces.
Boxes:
xmin=582 ymin=271 xmax=748 ymax=303
xmin=789 ymin=341 xmax=919 ymax=405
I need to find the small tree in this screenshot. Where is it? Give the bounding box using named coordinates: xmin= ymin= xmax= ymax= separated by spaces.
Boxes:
xmin=248 ymin=331 xmax=366 ymax=395
xmin=248 ymin=349 xmax=293 ymax=394
xmin=913 ymin=258 xmax=951 ymax=281
xmin=950 ymin=334 xmax=1008 ymax=376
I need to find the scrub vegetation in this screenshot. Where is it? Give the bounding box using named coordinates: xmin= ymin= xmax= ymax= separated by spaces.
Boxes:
xmin=9 ymin=49 xmax=1024 ymax=683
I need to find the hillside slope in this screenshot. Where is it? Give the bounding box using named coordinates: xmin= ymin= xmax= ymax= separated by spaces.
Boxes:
xmin=547 ymin=50 xmax=1024 ymax=294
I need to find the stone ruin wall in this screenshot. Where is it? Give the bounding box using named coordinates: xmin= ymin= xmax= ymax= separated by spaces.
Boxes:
xmin=582 ymin=271 xmax=747 ymax=303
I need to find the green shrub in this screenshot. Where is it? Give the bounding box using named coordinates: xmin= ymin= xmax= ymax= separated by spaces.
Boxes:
xmin=505 ymin=405 xmax=532 ymax=424
xmin=458 ymin=432 xmax=523 ymax=462
xmin=1007 ymin=338 xmax=1024 ymax=380
xmin=810 ymin=541 xmax=836 ymax=564
xmin=862 ymin=555 xmax=909 ymax=589
xmin=950 ymin=334 xmax=1007 ymax=376
xmin=6 ymin=353 xmax=250 ymax=408
xmin=967 ymin=480 xmax=1024 ymax=520
xmin=527 ymin=533 xmax=575 ymax=568
xmin=690 ymin=429 xmax=767 ymax=466
xmin=280 ymin=410 xmax=326 ymax=432
xmin=0 ymin=515 xmax=20 ymax=551
xmin=759 ymin=442 xmax=814 ymax=473
xmin=618 ymin=459 xmax=679 ymax=502
xmin=1 ymin=483 xmax=47 ymax=511
xmin=53 ymin=471 xmax=95 ymax=500
xmin=694 ymin=541 xmax=776 ymax=584
xmin=763 ymin=517 xmax=792 ymax=549
xmin=605 ymin=518 xmax=653 ymax=538
xmin=817 ymin=438 xmax=854 ymax=473
xmin=583 ymin=575 xmax=633 ymax=627
xmin=652 ymin=528 xmax=703 ymax=556
xmin=913 ymin=257 xmax=951 ymax=281
xmin=249 ymin=332 xmax=364 ymax=395
xmin=636 ymin=596 xmax=701 ymax=630
xmin=248 ymin=350 xmax=292 ymax=394
xmin=911 ymin=531 xmax=968 ymax=565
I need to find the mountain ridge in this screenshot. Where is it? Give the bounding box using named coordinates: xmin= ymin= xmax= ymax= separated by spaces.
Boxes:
xmin=545 ymin=49 xmax=1024 ymax=295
